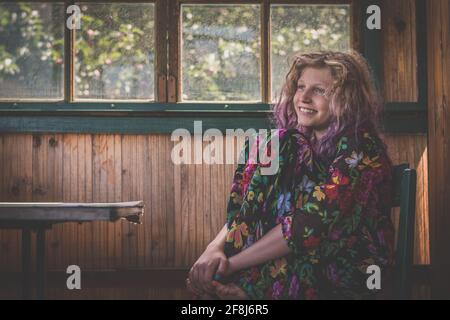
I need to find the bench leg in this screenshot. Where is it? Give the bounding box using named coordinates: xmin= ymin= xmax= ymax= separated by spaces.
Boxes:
xmin=21 ymin=228 xmax=31 ymax=300
xmin=36 ymin=228 xmax=46 ymax=300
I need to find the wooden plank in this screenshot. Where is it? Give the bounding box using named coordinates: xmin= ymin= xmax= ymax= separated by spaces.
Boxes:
xmin=136 ymin=135 xmax=145 ymax=268
xmin=2 ymin=135 xmax=20 ymax=270
xmin=106 ymin=134 xmax=116 ymax=269
xmin=165 ymin=134 xmax=176 ymax=266
xmin=195 ymin=145 xmax=204 ymax=259
xmin=85 ymin=134 xmax=94 ymax=270
xmin=210 ymin=148 xmax=220 ymax=244
xmin=113 ymin=135 xmax=123 ymax=269
xmin=76 ymin=134 xmax=86 ymax=270
xmin=383 ymin=0 xmax=417 ymax=102
xmin=173 ymin=136 xmax=183 ymax=267
xmin=99 ymin=134 xmax=109 ymax=270
xmin=50 ymin=134 xmax=64 ymax=271
xmin=71 ymin=135 xmax=80 ymax=269
xmin=427 ymin=0 xmax=450 ymax=299
xmin=202 ymin=143 xmax=211 ymax=250
xmin=121 ymin=135 xmax=139 ymax=268
xmin=216 ymin=160 xmax=225 ymax=240
xmin=121 ymin=135 xmax=131 ymax=269
xmin=180 ymin=139 xmax=191 ymax=266
xmin=61 ymin=134 xmax=75 ymax=269
xmin=156 ymin=134 xmax=168 ymax=266
xmin=188 ymin=136 xmax=197 ymax=265
xmin=31 ymin=135 xmax=48 ymax=204
xmin=146 ymin=135 xmax=155 ymax=266
xmin=92 ymin=135 xmax=103 ymax=269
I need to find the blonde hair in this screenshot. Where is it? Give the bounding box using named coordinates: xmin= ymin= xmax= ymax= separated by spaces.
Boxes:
xmin=273 ymin=50 xmax=384 ymax=159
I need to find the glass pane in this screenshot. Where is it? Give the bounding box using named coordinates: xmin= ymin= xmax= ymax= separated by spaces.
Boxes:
xmin=271 ymin=5 xmax=351 ymax=102
xmin=75 ymin=3 xmax=155 ymax=100
xmin=0 ymin=2 xmax=64 ymax=100
xmin=181 ymin=4 xmax=261 ymax=102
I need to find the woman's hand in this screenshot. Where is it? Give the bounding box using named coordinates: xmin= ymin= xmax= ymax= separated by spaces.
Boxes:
xmin=212 ymin=281 xmax=248 ymax=300
xmin=187 ymin=244 xmax=230 ymax=295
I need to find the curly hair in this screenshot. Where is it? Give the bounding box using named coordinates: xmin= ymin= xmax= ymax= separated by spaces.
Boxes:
xmin=272 ymin=50 xmax=385 ymax=160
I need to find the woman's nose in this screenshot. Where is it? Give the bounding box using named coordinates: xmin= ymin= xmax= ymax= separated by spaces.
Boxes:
xmin=301 ymin=90 xmax=312 ymax=103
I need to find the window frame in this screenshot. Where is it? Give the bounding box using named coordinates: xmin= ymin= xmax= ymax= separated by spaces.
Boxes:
xmin=0 ymin=0 xmax=427 ymax=133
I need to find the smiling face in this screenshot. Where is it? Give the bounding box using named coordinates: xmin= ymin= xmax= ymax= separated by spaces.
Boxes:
xmin=293 ymin=67 xmax=334 ymax=139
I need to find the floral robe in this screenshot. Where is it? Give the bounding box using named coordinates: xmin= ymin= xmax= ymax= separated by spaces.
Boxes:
xmin=223 ymin=125 xmax=395 ymax=299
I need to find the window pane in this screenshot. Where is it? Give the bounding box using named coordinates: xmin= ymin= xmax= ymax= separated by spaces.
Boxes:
xmin=0 ymin=2 xmax=64 ymax=100
xmin=181 ymin=5 xmax=261 ymax=102
xmin=75 ymin=3 xmax=155 ymax=100
xmin=271 ymin=5 xmax=351 ymax=101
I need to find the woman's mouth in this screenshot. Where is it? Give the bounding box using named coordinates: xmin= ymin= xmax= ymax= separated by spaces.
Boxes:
xmin=298 ymin=107 xmax=317 ymax=115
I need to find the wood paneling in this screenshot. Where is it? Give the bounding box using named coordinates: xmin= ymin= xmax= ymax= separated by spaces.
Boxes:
xmin=0 ymin=135 xmax=33 ymax=272
xmin=0 ymin=133 xmax=428 ymax=272
xmin=382 ymin=0 xmax=418 ymax=102
xmin=426 ymin=0 xmax=450 ymax=299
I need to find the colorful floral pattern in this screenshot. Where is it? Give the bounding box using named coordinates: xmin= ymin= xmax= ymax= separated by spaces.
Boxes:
xmin=223 ymin=125 xmax=395 ymax=299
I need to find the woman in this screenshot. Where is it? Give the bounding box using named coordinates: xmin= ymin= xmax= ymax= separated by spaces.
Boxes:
xmin=187 ymin=51 xmax=395 ymax=300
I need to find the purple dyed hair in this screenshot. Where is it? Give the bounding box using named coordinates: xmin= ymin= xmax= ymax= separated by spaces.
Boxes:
xmin=272 ymin=51 xmax=386 ymax=161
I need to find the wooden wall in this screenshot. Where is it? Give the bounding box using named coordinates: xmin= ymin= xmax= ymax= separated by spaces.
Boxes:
xmin=0 ymin=133 xmax=429 ymax=271
xmin=426 ymin=0 xmax=450 ymax=299
xmin=382 ymin=0 xmax=418 ymax=102
xmin=0 ymin=134 xmax=237 ymax=271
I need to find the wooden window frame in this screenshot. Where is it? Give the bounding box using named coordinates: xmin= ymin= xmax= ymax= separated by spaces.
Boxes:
xmin=0 ymin=0 xmax=427 ymax=133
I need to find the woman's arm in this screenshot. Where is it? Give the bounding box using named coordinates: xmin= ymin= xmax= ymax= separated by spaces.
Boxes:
xmin=188 ymin=224 xmax=228 ymax=295
xmin=207 ymin=223 xmax=228 ymax=250
xmin=222 ymin=223 xmax=291 ymax=276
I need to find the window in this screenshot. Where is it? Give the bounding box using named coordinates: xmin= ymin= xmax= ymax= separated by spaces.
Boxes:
xmin=172 ymin=0 xmax=354 ymax=104
xmin=75 ymin=2 xmax=155 ymax=101
xmin=2 ymin=1 xmax=422 ymax=134
xmin=181 ymin=4 xmax=261 ymax=102
xmin=0 ymin=2 xmax=65 ymax=100
xmin=270 ymin=4 xmax=351 ymax=101
xmin=0 ymin=1 xmax=354 ymax=104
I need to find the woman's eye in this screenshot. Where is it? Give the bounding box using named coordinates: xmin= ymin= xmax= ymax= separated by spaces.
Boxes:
xmin=297 ymin=85 xmax=305 ymax=91
xmin=314 ymin=87 xmax=326 ymax=95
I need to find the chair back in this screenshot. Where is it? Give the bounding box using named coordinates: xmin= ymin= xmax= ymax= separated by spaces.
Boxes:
xmin=391 ymin=163 xmax=417 ymax=299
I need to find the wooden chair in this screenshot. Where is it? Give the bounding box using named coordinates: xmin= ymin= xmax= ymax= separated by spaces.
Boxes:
xmin=391 ymin=163 xmax=417 ymax=299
